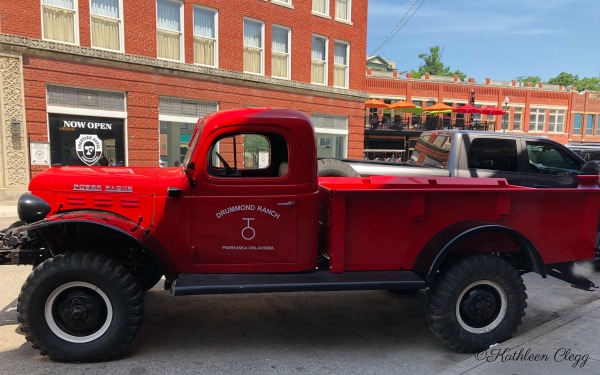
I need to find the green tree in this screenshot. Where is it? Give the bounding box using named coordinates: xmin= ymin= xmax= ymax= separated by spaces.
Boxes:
xmin=410 ymin=46 xmax=467 ymax=80
xmin=244 ymin=135 xmax=269 ymax=168
xmin=515 ymin=76 xmax=542 ymax=85
xmin=576 ymin=77 xmax=600 ymax=92
xmin=547 ymin=72 xmax=579 ymax=87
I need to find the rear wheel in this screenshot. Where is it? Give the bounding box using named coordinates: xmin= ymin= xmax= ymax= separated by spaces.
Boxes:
xmin=426 ymin=254 xmax=527 ymax=352
xmin=17 ymin=252 xmax=144 ymax=361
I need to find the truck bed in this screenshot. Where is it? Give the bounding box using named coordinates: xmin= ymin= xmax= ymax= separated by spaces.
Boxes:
xmin=318 ymin=176 xmax=599 ymax=273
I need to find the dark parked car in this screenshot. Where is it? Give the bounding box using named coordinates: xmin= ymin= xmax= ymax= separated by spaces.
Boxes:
xmin=568 ymin=146 xmax=600 ymax=162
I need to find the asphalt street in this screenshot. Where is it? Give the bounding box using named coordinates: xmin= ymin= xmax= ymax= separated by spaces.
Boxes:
xmin=0 ymin=216 xmax=599 ymax=375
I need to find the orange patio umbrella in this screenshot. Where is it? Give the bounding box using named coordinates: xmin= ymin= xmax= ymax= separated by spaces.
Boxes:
xmin=364 ymin=98 xmax=389 ymax=109
xmin=388 ymin=100 xmax=416 ymax=110
xmin=423 ymin=102 xmax=454 ymax=112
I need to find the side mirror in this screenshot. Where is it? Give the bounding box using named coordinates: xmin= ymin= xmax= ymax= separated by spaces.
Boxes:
xmin=185 ymin=162 xmax=196 ymax=187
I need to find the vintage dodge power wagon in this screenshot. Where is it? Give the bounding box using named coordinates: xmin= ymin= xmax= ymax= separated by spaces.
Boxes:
xmin=1 ymin=108 xmax=598 ymax=361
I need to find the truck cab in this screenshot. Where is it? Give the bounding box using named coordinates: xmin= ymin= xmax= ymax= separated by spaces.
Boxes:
xmin=179 ymin=108 xmax=320 ymax=273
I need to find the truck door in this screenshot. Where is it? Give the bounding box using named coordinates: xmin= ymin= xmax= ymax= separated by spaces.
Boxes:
xmin=522 ymin=140 xmax=582 ymax=187
xmin=191 ymin=131 xmax=299 ymax=267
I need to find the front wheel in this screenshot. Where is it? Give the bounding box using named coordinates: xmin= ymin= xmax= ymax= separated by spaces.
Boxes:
xmin=17 ymin=252 xmax=144 ymax=361
xmin=426 ymin=254 xmax=527 ymax=353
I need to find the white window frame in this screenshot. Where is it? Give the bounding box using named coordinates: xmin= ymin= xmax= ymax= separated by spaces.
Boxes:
xmin=41 ymin=0 xmax=80 ymax=45
xmin=335 ymin=0 xmax=352 ymax=23
xmin=311 ymin=34 xmax=328 ymax=85
xmin=90 ymin=0 xmax=124 ymax=52
xmin=271 ymin=25 xmax=291 ymax=80
xmin=243 ymin=18 xmax=265 ymax=75
xmin=548 ymin=109 xmax=565 ymax=133
xmin=333 ymin=40 xmax=349 ymax=88
xmin=156 ymin=0 xmax=184 ymax=62
xmin=193 ymin=5 xmax=218 ymax=68
xmin=272 ymin=0 xmax=293 ymax=8
xmin=312 ymin=113 xmax=348 ymax=158
xmin=529 ymin=108 xmax=546 ymax=133
xmin=512 ymin=107 xmax=523 ymax=131
xmin=312 ymin=0 xmax=329 ymax=18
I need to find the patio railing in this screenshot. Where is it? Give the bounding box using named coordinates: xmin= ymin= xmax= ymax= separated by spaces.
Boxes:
xmin=365 ymin=117 xmax=496 ymax=132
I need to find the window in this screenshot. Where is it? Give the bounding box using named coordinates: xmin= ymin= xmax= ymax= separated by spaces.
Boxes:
xmin=312 ymin=0 xmax=329 ymax=16
xmin=159 ymin=97 xmax=218 ymax=167
xmin=410 ymin=133 xmax=452 ymax=168
xmin=548 ymin=109 xmax=565 ymax=133
xmin=157 ymin=0 xmax=183 ymax=61
xmin=244 ymin=18 xmax=264 ymax=75
xmin=273 ymin=0 xmax=291 ymax=5
xmin=472 ymin=106 xmax=482 ymax=123
xmin=46 ymin=86 xmax=127 ymax=167
xmin=573 ymin=113 xmax=582 ymax=135
xmin=468 ymin=138 xmax=518 ymax=172
xmin=42 ymin=0 xmax=77 ymax=44
xmin=529 ymin=108 xmax=545 ymax=132
xmin=312 ymin=113 xmax=348 ymax=158
xmin=193 ymin=6 xmax=217 ymax=67
xmin=91 ymin=0 xmax=122 ymax=51
xmin=597 ymin=115 xmax=600 ymax=136
xmin=208 ymin=133 xmax=289 ymax=178
xmin=526 ymin=141 xmax=581 ymax=176
xmin=513 ymin=107 xmax=522 ymax=131
xmin=335 ymin=0 xmax=351 ymax=22
xmin=333 ymin=41 xmax=349 ymax=88
xmin=311 ymin=35 xmax=327 ymax=85
xmin=586 ymin=114 xmax=595 ymax=135
xmin=271 ymin=26 xmax=290 ymax=79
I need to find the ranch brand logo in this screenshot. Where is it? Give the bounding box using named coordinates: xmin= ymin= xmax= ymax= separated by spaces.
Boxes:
xmin=75 ymin=134 xmax=103 ymax=166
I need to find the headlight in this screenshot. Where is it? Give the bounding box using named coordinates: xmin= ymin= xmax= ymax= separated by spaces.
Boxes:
xmin=18 ymin=193 xmax=51 ymax=223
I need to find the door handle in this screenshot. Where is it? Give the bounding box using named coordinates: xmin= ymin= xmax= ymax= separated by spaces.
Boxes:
xmin=277 ymin=201 xmax=295 ymax=206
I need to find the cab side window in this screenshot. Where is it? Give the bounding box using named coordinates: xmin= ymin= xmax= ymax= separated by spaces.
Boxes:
xmin=526 ymin=141 xmax=580 ymax=176
xmin=468 ymin=138 xmax=518 ymax=172
xmin=208 ymin=133 xmax=289 ymax=178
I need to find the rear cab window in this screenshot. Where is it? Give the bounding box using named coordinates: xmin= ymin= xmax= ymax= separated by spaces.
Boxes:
xmin=468 ymin=138 xmax=518 ymax=172
xmin=410 ymin=133 xmax=452 ymax=168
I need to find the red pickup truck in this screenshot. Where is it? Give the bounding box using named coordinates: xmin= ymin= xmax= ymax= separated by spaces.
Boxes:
xmin=1 ymin=108 xmax=598 ymax=362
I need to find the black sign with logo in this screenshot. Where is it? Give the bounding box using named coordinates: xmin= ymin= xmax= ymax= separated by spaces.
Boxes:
xmin=49 ymin=114 xmax=125 ymax=166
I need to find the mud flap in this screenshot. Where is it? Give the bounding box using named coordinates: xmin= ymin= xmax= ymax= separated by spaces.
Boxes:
xmin=546 ymin=262 xmax=599 ymax=291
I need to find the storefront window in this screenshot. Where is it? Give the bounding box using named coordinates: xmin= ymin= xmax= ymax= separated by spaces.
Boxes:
xmin=49 ymin=114 xmax=125 ymax=166
xmin=160 ymin=121 xmax=195 ymax=167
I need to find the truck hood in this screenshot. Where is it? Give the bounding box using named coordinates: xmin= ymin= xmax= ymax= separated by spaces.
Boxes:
xmin=29 ymin=166 xmax=164 ymax=196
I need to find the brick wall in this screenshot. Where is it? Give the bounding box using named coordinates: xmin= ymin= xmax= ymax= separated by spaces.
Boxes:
xmin=24 ymin=55 xmax=365 ymax=174
xmin=4 ymin=0 xmax=367 ymax=92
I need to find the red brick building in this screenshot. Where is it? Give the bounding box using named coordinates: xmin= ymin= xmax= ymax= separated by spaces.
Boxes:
xmin=0 ymin=0 xmax=368 ymax=188
xmin=364 ymin=56 xmax=600 ymax=159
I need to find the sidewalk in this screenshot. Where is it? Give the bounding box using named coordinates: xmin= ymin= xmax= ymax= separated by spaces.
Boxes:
xmin=441 ymin=299 xmax=600 ymax=375
xmin=0 ymin=187 xmax=25 ymax=218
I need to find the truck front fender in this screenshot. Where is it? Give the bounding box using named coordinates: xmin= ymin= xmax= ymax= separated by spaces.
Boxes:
xmin=412 ymin=220 xmax=545 ymax=287
xmin=18 ymin=210 xmax=175 ymax=278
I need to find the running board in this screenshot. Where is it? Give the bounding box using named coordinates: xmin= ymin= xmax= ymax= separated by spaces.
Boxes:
xmin=172 ymin=270 xmax=426 ymax=296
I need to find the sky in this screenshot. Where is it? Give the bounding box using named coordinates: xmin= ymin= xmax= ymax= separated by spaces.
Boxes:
xmin=367 ymin=0 xmax=600 ymax=83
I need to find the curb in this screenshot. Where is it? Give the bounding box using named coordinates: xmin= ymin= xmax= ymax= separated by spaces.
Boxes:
xmin=440 ymin=298 xmax=600 ymax=374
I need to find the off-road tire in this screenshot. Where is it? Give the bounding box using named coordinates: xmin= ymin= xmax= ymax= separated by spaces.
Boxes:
xmin=17 ymin=251 xmax=144 ymax=361
xmin=426 ymin=254 xmax=527 ymax=353
xmin=317 ymin=159 xmax=360 ymax=177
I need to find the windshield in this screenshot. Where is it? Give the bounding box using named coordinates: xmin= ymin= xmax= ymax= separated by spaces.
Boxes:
xmin=183 ymin=120 xmax=204 ymax=167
